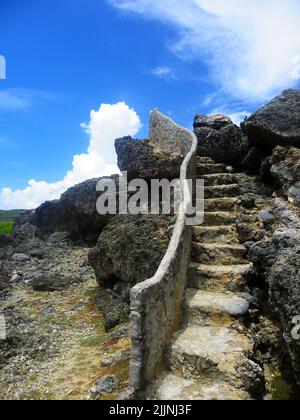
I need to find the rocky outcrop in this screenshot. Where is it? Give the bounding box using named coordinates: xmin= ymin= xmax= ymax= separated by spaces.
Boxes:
xmin=244 ymin=89 xmax=300 ymax=148
xmin=149 ymin=109 xmax=192 ymax=155
xmin=194 ymin=114 xmax=250 ymax=166
xmin=34 ymin=112 xmax=187 ymax=242
xmin=0 ymin=262 xmax=9 ymax=291
xmin=269 ymin=146 xmax=300 ymax=207
xmin=88 ymin=214 xmax=174 ymax=330
xmin=34 ymin=177 xmax=118 ymax=240
xmin=31 ymin=271 xmax=83 ymax=292
xmin=89 ymin=214 xmax=173 ymax=292
xmin=115 ymin=136 xmax=183 ymax=180
xmin=194 ymin=114 xmax=232 ymax=130
xmin=249 ymin=199 xmax=300 ymax=384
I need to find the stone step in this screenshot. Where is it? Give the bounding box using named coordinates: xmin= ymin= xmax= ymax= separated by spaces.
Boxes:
xmin=152 ymin=373 xmax=250 ymax=400
xmin=192 ymin=225 xmax=238 ymax=244
xmin=169 ymin=325 xmax=257 ymax=389
xmin=203 ymin=211 xmax=237 ymax=226
xmin=205 ymin=184 xmax=240 ymax=199
xmin=205 ymin=198 xmax=238 ymax=212
xmin=184 ymin=289 xmax=250 ymax=326
xmin=197 ymin=163 xmax=228 ymax=176
xmin=187 ymin=263 xmax=250 ymax=292
xmin=192 ymin=242 xmax=247 ymax=265
xmin=202 ymin=173 xmax=239 ymax=186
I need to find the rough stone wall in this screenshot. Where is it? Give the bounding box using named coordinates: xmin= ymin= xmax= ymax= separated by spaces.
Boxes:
xmin=249 ymin=199 xmax=300 ymax=384
xmin=128 ymin=127 xmax=198 ymax=397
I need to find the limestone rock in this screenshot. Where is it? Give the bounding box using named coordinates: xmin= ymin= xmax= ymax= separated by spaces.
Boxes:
xmin=149 ymin=109 xmax=192 ymax=155
xmin=194 ymin=114 xmax=232 ymax=130
xmin=194 ymin=115 xmax=250 ymax=165
xmin=0 ymin=262 xmax=9 ymax=291
xmin=270 ymin=146 xmax=300 ymax=207
xmin=244 ymin=89 xmax=300 ymax=148
xmin=90 ymin=375 xmax=119 ymax=398
xmin=242 ymin=146 xmax=264 ymax=174
xmin=89 ymin=214 xmax=173 ymax=294
xmin=88 ymin=214 xmax=173 ymax=330
xmin=34 ymin=177 xmax=118 ymax=240
xmin=268 ymin=247 xmax=300 ymax=383
xmin=249 ymin=199 xmax=300 ymax=384
xmin=115 ymin=136 xmax=183 ymax=180
xmin=30 ymin=271 xmax=83 ymax=291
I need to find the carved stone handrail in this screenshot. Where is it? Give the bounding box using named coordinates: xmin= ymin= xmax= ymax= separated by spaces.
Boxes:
xmin=128 ymin=116 xmax=198 ymax=398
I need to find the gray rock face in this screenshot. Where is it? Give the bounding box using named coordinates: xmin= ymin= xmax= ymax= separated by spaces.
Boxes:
xmin=89 ymin=214 xmax=173 ymax=293
xmin=0 ymin=234 xmax=11 ymax=248
xmin=149 ymin=109 xmax=192 ymax=155
xmin=244 ymin=89 xmax=300 ymax=148
xmin=270 ymin=146 xmax=300 ymax=207
xmin=31 ymin=271 xmax=83 ymax=291
xmin=0 ymin=262 xmax=9 ymax=291
xmin=248 ymin=199 xmax=300 ymax=383
xmin=242 ymin=146 xmax=265 ymax=174
xmin=115 ymin=136 xmax=183 ymax=180
xmin=88 ymin=214 xmax=173 ymax=330
xmin=268 ymin=247 xmax=300 ymax=382
xmin=194 ymin=115 xmax=250 ymax=165
xmin=194 ymin=114 xmax=232 ymax=130
xmin=90 ymin=375 xmax=119 ymax=398
xmin=34 ymin=177 xmax=117 ymax=240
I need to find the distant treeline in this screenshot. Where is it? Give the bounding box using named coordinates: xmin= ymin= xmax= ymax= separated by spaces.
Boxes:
xmin=0 ymin=209 xmax=26 ymax=221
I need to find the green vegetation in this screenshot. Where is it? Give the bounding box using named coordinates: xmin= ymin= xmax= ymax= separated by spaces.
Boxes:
xmin=0 ymin=209 xmax=26 ymax=235
xmin=0 ymin=209 xmax=26 ymax=221
xmin=271 ymin=376 xmax=294 ymax=400
xmin=0 ymin=220 xmax=14 ymax=235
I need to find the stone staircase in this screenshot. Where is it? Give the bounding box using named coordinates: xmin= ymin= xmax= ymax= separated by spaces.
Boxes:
xmin=148 ymin=157 xmax=263 ymax=400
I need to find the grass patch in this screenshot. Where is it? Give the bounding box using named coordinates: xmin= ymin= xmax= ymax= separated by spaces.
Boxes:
xmin=80 ymin=335 xmax=104 ymax=348
xmin=0 ymin=220 xmax=14 ymax=235
xmin=271 ymin=376 xmax=293 ymax=400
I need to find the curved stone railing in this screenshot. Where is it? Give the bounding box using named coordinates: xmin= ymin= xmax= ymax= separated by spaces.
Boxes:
xmin=128 ymin=116 xmax=198 ymax=398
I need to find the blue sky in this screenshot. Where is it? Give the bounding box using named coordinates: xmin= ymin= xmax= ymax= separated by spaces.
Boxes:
xmin=1 ymin=0 xmax=300 ymax=209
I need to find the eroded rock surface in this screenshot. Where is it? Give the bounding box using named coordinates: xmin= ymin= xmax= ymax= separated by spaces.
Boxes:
xmin=244 ymin=89 xmax=300 ymax=148
xmin=194 ymin=114 xmax=250 ymax=165
xmin=115 ymin=136 xmax=183 ymax=180
xmin=270 ymin=146 xmax=300 ymax=207
xmin=249 ymin=199 xmax=300 ymax=384
xmin=149 ymin=109 xmax=192 ymax=155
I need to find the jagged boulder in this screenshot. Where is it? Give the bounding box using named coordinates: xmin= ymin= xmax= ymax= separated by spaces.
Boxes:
xmin=31 ymin=271 xmax=83 ymax=291
xmin=194 ymin=114 xmax=232 ymax=130
xmin=88 ymin=214 xmax=174 ymax=329
xmin=115 ymin=136 xmax=183 ymax=180
xmin=149 ymin=109 xmax=192 ymax=155
xmin=249 ymin=199 xmax=300 ymax=384
xmin=244 ymin=89 xmax=300 ymax=148
xmin=89 ymin=214 xmax=173 ymax=293
xmin=34 ymin=177 xmax=119 ymax=240
xmin=194 ymin=114 xmax=250 ymax=165
xmin=268 ymin=247 xmax=300 ymax=383
xmin=270 ymin=146 xmax=300 ymax=207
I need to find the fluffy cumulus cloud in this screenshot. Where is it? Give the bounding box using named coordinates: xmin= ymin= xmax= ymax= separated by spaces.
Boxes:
xmin=0 ymin=102 xmax=141 ymax=209
xmin=109 ymin=0 xmax=300 ymax=100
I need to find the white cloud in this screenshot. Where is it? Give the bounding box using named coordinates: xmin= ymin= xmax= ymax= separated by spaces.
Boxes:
xmin=0 ymin=88 xmax=55 ymax=110
xmin=209 ymin=108 xmax=250 ymax=126
xmin=109 ymin=0 xmax=300 ymax=100
xmin=151 ymin=66 xmax=174 ymax=80
xmin=0 ymin=102 xmax=142 ymax=209
xmin=291 ymin=55 xmax=300 ymax=80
